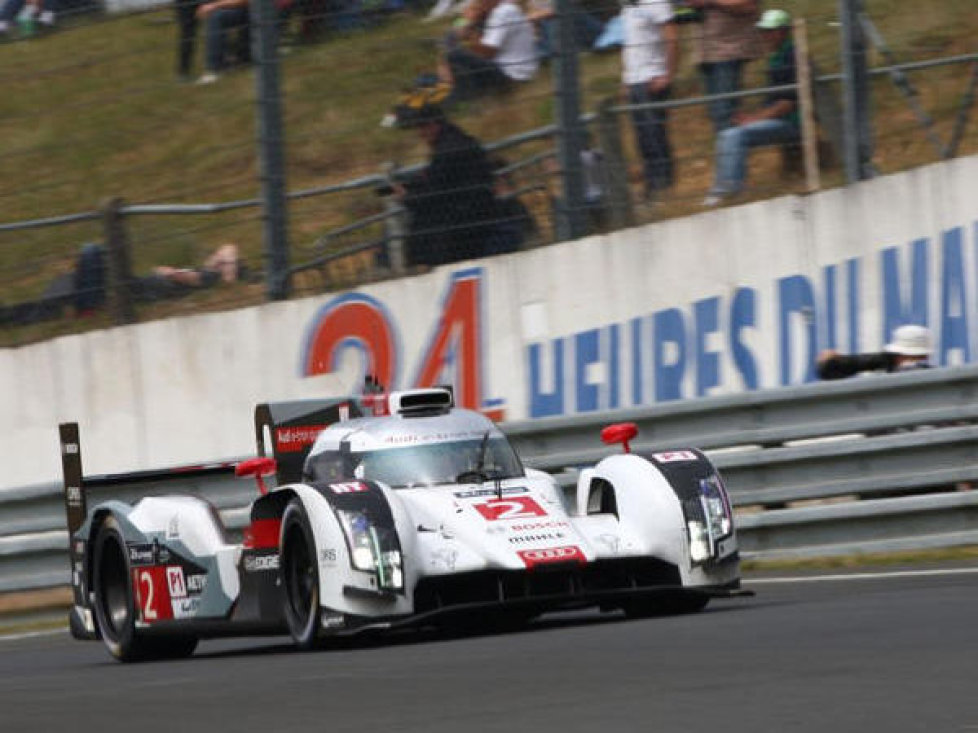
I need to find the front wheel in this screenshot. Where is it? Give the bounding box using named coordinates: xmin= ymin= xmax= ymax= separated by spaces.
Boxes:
xmin=280 ymin=499 xmax=322 ymax=650
xmin=92 ymin=516 xmax=198 ymax=662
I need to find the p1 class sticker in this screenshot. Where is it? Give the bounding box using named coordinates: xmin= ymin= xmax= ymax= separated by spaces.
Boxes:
xmin=652 ymin=450 xmax=698 ymax=463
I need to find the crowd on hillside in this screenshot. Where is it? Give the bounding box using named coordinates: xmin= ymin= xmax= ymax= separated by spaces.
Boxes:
xmin=2 ymin=0 xmax=805 ymax=328
xmin=374 ymin=0 xmax=801 ymax=269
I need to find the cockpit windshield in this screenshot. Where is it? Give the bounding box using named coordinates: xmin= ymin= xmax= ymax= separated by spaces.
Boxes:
xmin=352 ymin=435 xmax=524 ymax=489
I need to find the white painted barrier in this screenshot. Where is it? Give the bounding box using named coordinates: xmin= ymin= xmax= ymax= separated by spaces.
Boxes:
xmin=5 ymin=155 xmax=978 ymax=490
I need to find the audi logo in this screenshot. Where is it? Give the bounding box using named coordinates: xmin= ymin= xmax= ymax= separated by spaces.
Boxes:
xmin=522 ymin=547 xmax=579 ymax=561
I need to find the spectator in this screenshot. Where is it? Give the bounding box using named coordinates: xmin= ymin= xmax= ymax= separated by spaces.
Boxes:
xmin=437 ymin=0 xmax=539 ymax=102
xmin=620 ymin=0 xmax=677 ymax=199
xmin=702 ymin=8 xmax=798 ymax=206
xmin=684 ymin=0 xmax=760 ymax=134
xmin=0 ymin=0 xmax=55 ymax=37
xmin=384 ymin=85 xmax=509 ymax=266
xmin=526 ymin=0 xmax=603 ymax=60
xmin=148 ymin=243 xmax=244 ymax=288
xmin=175 ymin=0 xmax=204 ymax=80
xmin=195 ymin=0 xmax=250 ymax=84
xmin=1 ymin=243 xmax=245 ymax=328
xmin=817 ymin=325 xmax=932 ymax=380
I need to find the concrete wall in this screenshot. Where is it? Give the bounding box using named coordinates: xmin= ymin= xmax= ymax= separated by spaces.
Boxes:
xmin=4 ymin=155 xmax=978 ymax=489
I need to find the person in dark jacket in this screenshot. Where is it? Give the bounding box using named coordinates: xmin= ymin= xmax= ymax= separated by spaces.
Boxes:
xmin=386 ymin=84 xmax=510 ymax=267
xmin=817 ymin=324 xmax=932 ymax=380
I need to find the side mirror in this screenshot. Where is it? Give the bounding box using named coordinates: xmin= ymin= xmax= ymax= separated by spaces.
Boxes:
xmin=235 ymin=456 xmax=277 ymax=495
xmin=600 ymin=422 xmax=638 ymax=454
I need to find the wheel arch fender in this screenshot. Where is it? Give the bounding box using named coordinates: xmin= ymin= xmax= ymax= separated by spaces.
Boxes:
xmin=587 ymin=454 xmax=686 ymax=565
xmin=274 ymin=485 xmax=349 ymax=607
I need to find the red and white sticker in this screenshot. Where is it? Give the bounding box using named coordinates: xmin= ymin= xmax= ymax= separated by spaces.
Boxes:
xmin=132 ymin=567 xmax=173 ymax=623
xmin=652 ymin=450 xmax=698 ymax=463
xmin=474 ymin=496 xmax=548 ymax=521
xmin=275 ymin=425 xmax=327 ymax=453
xmin=166 ymin=566 xmax=187 ymax=599
xmin=518 ymin=546 xmax=586 ymax=568
xmin=329 ymin=481 xmax=369 ymax=494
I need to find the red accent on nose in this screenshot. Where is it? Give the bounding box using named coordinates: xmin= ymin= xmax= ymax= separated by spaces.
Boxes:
xmin=600 ymin=422 xmax=638 ymax=453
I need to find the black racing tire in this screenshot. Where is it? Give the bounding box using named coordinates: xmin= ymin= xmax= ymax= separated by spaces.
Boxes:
xmin=92 ymin=516 xmax=198 ymax=662
xmin=623 ymin=591 xmax=710 ymax=619
xmin=281 ymin=499 xmax=322 ymax=650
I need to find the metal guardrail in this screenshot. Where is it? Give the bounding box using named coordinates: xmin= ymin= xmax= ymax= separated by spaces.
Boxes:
xmin=2 ymin=365 xmax=978 ymax=594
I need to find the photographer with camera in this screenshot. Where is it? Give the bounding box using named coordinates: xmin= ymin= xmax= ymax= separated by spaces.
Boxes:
xmin=380 ymin=84 xmax=514 ymax=268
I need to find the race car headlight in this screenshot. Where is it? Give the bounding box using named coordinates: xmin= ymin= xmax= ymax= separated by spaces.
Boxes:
xmin=683 ymin=475 xmax=734 ymax=565
xmin=687 ymin=520 xmax=711 ymax=563
xmin=701 ymin=475 xmax=733 ymax=539
xmin=336 ymin=509 xmax=403 ymax=591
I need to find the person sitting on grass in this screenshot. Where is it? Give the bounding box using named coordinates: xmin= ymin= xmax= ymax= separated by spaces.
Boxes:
xmin=437 ymin=0 xmax=539 ymax=102
xmin=702 ymin=8 xmax=799 ymax=207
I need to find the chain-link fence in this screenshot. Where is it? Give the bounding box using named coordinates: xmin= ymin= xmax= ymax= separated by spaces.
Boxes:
xmin=1 ymin=0 xmax=975 ymax=346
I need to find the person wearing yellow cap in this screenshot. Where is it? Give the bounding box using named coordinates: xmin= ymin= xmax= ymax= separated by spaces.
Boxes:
xmin=381 ymin=84 xmax=513 ymax=267
xmin=702 ymin=8 xmax=800 ymax=206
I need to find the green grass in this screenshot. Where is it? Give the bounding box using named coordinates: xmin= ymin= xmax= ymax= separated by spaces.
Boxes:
xmin=0 ymin=0 xmax=975 ymax=344
xmin=742 ymin=545 xmax=978 ymax=573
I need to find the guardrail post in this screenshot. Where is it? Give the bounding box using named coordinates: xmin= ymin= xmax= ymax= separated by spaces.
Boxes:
xmin=252 ymin=0 xmax=291 ymax=301
xmin=595 ymin=98 xmax=634 ymax=230
xmin=100 ymin=197 xmax=136 ymax=325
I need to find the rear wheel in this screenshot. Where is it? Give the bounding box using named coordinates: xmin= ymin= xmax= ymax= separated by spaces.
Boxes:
xmin=92 ymin=516 xmax=198 ymax=662
xmin=281 ymin=499 xmax=322 ymax=650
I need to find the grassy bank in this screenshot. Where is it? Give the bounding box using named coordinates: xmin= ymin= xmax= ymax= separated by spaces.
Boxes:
xmin=0 ymin=0 xmax=975 ymax=343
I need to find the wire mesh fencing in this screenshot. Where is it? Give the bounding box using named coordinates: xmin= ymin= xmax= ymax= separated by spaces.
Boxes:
xmin=0 ymin=0 xmax=975 ymax=346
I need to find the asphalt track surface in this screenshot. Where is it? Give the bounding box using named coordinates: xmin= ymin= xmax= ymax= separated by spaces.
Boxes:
xmin=2 ymin=568 xmax=977 ymax=733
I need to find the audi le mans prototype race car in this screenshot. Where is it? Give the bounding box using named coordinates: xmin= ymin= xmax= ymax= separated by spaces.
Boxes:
xmin=60 ymin=387 xmax=745 ymax=661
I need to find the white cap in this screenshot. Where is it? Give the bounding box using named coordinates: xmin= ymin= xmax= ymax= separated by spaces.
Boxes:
xmin=885 ymin=324 xmax=931 ymax=356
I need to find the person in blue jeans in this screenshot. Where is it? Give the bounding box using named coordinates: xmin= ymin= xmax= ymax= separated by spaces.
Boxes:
xmin=703 ymin=8 xmax=799 ymax=206
xmin=685 ymin=0 xmax=760 ymax=134
xmin=620 ymin=0 xmax=678 ymax=198
xmin=195 ymin=0 xmax=250 ymax=84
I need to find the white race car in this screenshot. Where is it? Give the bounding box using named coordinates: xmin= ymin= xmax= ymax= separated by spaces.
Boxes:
xmin=62 ymin=387 xmax=744 ymax=661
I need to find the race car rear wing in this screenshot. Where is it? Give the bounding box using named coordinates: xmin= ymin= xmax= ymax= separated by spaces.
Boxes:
xmin=58 ymin=422 xmax=241 ymax=537
xmin=59 ymin=423 xmax=88 ymax=538
xmin=254 ymin=397 xmax=363 ymax=485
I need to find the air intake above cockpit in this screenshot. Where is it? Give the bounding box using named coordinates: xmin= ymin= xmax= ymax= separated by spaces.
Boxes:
xmin=388 ymin=388 xmax=454 ymax=416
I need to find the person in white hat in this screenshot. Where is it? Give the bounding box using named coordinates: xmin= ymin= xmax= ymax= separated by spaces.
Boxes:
xmin=817 ymin=324 xmax=933 ymax=380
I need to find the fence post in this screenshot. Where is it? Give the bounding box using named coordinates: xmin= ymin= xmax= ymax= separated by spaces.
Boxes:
xmin=100 ymin=197 xmax=136 ymax=325
xmin=839 ymin=0 xmax=874 ymax=182
xmin=551 ymin=0 xmax=587 ymax=242
xmin=595 ymin=98 xmax=634 ymax=230
xmin=793 ymin=18 xmax=820 ymax=193
xmin=251 ymin=0 xmax=290 ymax=300
xmin=383 ymin=201 xmax=407 ymax=276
